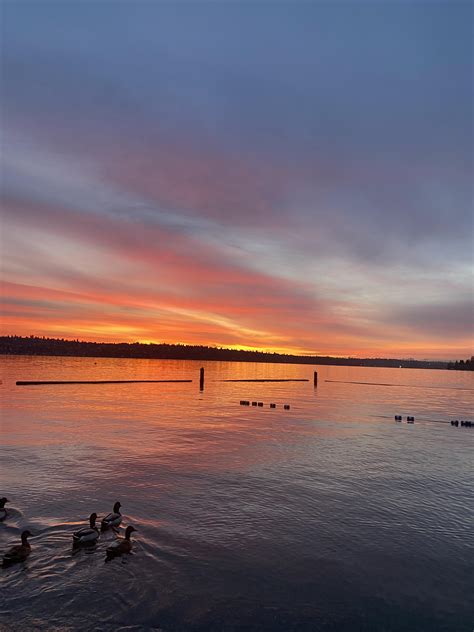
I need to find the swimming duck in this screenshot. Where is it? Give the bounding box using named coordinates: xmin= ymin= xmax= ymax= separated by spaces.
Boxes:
xmin=73 ymin=513 xmax=100 ymax=545
xmin=0 ymin=498 xmax=9 ymax=521
xmin=101 ymin=502 xmax=122 ymax=531
xmin=2 ymin=530 xmax=32 ymax=567
xmin=105 ymin=526 xmax=136 ymax=561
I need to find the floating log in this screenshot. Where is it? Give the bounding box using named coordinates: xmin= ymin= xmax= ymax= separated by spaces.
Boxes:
xmin=325 ymin=380 xmax=473 ymax=391
xmin=16 ymin=380 xmax=192 ymax=386
xmin=219 ymin=379 xmax=309 ymax=383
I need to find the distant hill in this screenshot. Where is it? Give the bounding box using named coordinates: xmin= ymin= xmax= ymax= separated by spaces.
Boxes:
xmin=0 ymin=335 xmax=449 ymax=369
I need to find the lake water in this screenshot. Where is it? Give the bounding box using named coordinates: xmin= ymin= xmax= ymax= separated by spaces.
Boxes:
xmin=1 ymin=355 xmax=473 ymax=631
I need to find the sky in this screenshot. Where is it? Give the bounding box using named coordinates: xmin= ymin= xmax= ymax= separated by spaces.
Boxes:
xmin=1 ymin=1 xmax=473 ymax=359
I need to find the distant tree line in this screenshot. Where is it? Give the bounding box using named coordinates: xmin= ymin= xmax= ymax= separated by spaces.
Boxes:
xmin=447 ymin=357 xmax=474 ymax=371
xmin=0 ymin=335 xmax=450 ymax=369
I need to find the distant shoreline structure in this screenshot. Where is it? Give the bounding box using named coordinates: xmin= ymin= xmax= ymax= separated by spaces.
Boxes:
xmin=0 ymin=335 xmax=456 ymax=370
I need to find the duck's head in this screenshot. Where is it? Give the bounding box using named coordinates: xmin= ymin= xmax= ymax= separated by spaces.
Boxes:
xmin=125 ymin=525 xmax=136 ymax=539
xmin=0 ymin=497 xmax=8 ymax=507
xmin=89 ymin=512 xmax=98 ymax=526
xmin=113 ymin=501 xmax=121 ymax=513
xmin=21 ymin=530 xmax=32 ymax=541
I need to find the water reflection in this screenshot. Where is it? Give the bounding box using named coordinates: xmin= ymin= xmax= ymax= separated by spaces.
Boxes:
xmin=1 ymin=356 xmax=473 ymax=630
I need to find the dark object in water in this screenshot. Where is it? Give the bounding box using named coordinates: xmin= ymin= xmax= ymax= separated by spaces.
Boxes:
xmin=270 ymin=403 xmax=276 ymax=409
xmin=101 ymin=502 xmax=122 ymax=531
xmin=395 ymin=415 xmax=402 ymax=421
xmin=2 ymin=530 xmax=32 ymax=567
xmin=105 ymin=526 xmax=136 ymax=562
xmin=220 ymin=379 xmax=309 ymax=383
xmin=407 ymin=416 xmax=415 ymax=423
xmin=73 ymin=513 xmax=100 ymax=545
xmin=240 ymin=400 xmax=250 ymax=406
xmin=284 ymin=404 xmax=290 ymax=410
xmin=16 ymin=380 xmax=192 ymax=386
xmin=252 ymin=402 xmax=257 ymax=406
xmin=257 ymin=402 xmax=263 ymax=407
xmin=199 ymin=367 xmax=204 ymax=391
xmin=0 ymin=497 xmax=9 ymax=522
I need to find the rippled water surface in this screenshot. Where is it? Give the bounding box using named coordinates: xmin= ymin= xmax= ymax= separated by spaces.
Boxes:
xmin=1 ymin=355 xmax=473 ymax=631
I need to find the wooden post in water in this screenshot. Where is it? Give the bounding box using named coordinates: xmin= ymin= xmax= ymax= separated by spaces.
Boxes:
xmin=314 ymin=371 xmax=318 ymax=388
xmin=200 ymin=367 xmax=205 ymax=391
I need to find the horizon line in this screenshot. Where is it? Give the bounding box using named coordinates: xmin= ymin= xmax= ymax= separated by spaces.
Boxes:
xmin=0 ymin=334 xmax=462 ymax=364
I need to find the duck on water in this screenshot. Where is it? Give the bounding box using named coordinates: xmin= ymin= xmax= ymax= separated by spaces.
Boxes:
xmin=2 ymin=530 xmax=32 ymax=567
xmin=105 ymin=526 xmax=136 ymax=562
xmin=73 ymin=513 xmax=100 ymax=546
xmin=101 ymin=502 xmax=122 ymax=531
xmin=0 ymin=498 xmax=9 ymax=521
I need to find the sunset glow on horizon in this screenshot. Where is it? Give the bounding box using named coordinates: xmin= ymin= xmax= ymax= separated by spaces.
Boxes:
xmin=1 ymin=2 xmax=472 ymax=360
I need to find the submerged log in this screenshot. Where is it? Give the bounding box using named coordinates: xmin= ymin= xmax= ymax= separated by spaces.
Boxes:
xmin=16 ymin=380 xmax=192 ymax=386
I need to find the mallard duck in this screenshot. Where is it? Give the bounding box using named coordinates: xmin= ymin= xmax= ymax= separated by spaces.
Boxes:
xmin=73 ymin=513 xmax=100 ymax=545
xmin=105 ymin=526 xmax=136 ymax=561
xmin=2 ymin=530 xmax=32 ymax=567
xmin=0 ymin=498 xmax=8 ymax=521
xmin=101 ymin=502 xmax=122 ymax=531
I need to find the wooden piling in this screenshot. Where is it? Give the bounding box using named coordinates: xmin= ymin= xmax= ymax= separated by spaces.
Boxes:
xmin=199 ymin=367 xmax=205 ymax=391
xmin=314 ymin=371 xmax=318 ymax=387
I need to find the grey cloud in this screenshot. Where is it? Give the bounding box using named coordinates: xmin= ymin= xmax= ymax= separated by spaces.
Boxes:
xmin=385 ymin=299 xmax=474 ymax=339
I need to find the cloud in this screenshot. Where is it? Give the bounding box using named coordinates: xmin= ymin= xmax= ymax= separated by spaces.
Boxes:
xmin=1 ymin=2 xmax=472 ymax=358
xmin=385 ymin=300 xmax=474 ymax=340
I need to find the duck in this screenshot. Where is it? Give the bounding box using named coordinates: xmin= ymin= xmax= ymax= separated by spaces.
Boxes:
xmin=0 ymin=498 xmax=9 ymax=521
xmin=2 ymin=530 xmax=32 ymax=567
xmin=101 ymin=502 xmax=122 ymax=531
xmin=105 ymin=526 xmax=136 ymax=561
xmin=73 ymin=513 xmax=100 ymax=546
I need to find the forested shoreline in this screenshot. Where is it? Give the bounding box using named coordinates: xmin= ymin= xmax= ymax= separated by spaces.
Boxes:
xmin=446 ymin=357 xmax=474 ymax=371
xmin=0 ymin=336 xmax=453 ymax=369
